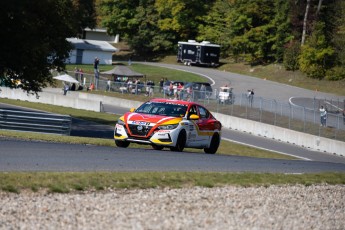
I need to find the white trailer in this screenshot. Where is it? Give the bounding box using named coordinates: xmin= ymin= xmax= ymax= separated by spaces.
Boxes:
xmin=177 ymin=40 xmax=220 ymax=67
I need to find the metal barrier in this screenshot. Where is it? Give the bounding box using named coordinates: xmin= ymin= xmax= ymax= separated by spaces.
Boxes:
xmin=0 ymin=109 xmax=72 ymax=135
xmin=62 ymin=71 xmax=345 ymax=141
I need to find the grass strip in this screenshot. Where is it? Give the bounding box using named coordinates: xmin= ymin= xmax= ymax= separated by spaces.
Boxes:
xmin=1 ymin=172 xmax=344 ymax=194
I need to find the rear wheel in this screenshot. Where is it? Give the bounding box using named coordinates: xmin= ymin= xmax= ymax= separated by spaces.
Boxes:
xmin=152 ymin=145 xmax=164 ymax=150
xmin=115 ymin=140 xmax=130 ymax=148
xmin=170 ymin=130 xmax=186 ymax=152
xmin=204 ymin=133 xmax=220 ymax=154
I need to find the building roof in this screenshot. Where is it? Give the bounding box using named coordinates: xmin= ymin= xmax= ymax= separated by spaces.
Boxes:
xmin=83 ymin=27 xmax=107 ymax=33
xmin=101 ymin=66 xmax=144 ymax=77
xmin=67 ymin=38 xmax=117 ymax=52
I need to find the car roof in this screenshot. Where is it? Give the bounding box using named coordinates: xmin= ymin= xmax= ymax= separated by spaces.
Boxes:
xmin=149 ymin=98 xmax=200 ymax=106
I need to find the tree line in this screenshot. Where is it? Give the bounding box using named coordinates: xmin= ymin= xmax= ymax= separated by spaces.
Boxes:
xmin=0 ymin=0 xmax=96 ymax=93
xmin=98 ymin=0 xmax=345 ymax=80
xmin=1 ymin=0 xmax=344 ymax=93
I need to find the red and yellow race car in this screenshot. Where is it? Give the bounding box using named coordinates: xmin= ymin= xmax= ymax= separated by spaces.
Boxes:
xmin=114 ymin=98 xmax=222 ymax=154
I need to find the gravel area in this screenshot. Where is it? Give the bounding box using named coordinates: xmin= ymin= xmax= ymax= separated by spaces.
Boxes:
xmin=1 ymin=185 xmax=344 ymax=230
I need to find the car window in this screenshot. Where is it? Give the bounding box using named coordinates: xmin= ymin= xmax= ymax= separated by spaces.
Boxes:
xmin=188 ymin=105 xmax=198 ymax=117
xmin=136 ymin=102 xmax=154 ymax=113
xmin=198 ymin=106 xmax=209 ymax=119
xmin=136 ymin=102 xmax=187 ymax=117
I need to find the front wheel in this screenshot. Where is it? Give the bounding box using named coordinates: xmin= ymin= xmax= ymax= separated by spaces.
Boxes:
xmin=204 ymin=133 xmax=220 ymax=154
xmin=115 ymin=140 xmax=130 ymax=148
xmin=170 ymin=130 xmax=186 ymax=152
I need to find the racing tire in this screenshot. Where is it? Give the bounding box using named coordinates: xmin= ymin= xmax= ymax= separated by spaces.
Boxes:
xmin=115 ymin=140 xmax=130 ymax=148
xmin=152 ymin=145 xmax=164 ymax=150
xmin=170 ymin=130 xmax=186 ymax=152
xmin=204 ymin=133 xmax=220 ymax=154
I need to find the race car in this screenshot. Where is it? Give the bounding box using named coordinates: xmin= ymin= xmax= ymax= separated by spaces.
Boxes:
xmin=114 ymin=98 xmax=222 ymax=154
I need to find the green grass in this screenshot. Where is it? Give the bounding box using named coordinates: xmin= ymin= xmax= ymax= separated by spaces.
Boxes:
xmin=218 ymin=59 xmax=345 ymax=96
xmin=1 ymin=172 xmax=344 ymax=193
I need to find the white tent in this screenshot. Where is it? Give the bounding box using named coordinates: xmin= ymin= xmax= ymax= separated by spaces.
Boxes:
xmin=101 ymin=65 xmax=144 ymax=78
xmin=53 ymin=74 xmax=79 ymax=83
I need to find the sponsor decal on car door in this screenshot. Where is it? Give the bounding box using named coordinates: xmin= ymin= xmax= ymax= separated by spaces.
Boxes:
xmin=195 ymin=106 xmax=215 ymax=145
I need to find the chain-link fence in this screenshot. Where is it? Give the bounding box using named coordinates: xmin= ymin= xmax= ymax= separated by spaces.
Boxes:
xmin=62 ymin=71 xmax=345 ymax=142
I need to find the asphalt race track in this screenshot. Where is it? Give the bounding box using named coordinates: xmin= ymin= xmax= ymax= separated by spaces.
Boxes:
xmin=1 ymin=138 xmax=345 ymax=173
xmin=1 ymin=62 xmax=345 ymax=173
xmin=1 ymin=102 xmax=345 ymax=173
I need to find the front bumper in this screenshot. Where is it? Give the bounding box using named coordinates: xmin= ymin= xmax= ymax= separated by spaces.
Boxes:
xmin=114 ymin=123 xmax=179 ymax=146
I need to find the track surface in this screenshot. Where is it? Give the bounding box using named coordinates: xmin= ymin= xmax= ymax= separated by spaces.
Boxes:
xmin=1 ymin=102 xmax=345 ymax=173
xmin=1 ymin=139 xmax=345 ymax=173
xmin=1 ymin=63 xmax=345 ymax=172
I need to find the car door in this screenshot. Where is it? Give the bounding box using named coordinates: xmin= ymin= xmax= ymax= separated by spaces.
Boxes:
xmin=194 ymin=106 xmax=213 ymax=145
xmin=185 ymin=105 xmax=200 ymax=146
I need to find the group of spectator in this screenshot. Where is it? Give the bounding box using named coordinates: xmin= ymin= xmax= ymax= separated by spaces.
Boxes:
xmin=74 ymin=67 xmax=84 ymax=83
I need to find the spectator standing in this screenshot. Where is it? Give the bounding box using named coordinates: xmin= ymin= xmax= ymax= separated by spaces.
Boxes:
xmin=200 ymin=84 xmax=206 ymax=99
xmin=342 ymin=110 xmax=345 ymax=125
xmin=186 ymin=86 xmax=193 ymax=101
xmin=79 ymin=68 xmax=84 ymax=84
xmin=248 ymin=89 xmax=254 ymax=107
xmin=149 ymin=81 xmax=154 ymax=97
xmin=106 ymin=79 xmax=111 ymax=92
xmin=177 ymin=83 xmax=184 ymax=100
xmin=169 ymin=82 xmax=173 ymax=96
xmin=159 ymin=78 xmax=164 ymax=93
xmin=173 ymin=92 xmax=179 ymax=100
xmin=74 ymin=67 xmax=79 ymax=81
xmin=319 ymin=106 xmax=327 ymax=127
xmin=63 ymin=82 xmax=69 ymax=95
xmin=94 ymin=57 xmax=99 ymax=89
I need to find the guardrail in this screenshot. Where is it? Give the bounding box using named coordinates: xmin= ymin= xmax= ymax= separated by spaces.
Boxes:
xmin=0 ymin=109 xmax=72 ymax=135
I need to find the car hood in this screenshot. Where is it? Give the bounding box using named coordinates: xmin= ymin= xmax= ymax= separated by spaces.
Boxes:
xmin=122 ymin=112 xmax=182 ymax=126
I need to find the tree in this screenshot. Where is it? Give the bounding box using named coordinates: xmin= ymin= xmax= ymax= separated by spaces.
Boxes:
xmin=98 ymin=0 xmax=140 ymax=40
xmin=283 ymin=40 xmax=301 ymax=71
xmin=72 ymin=0 xmax=98 ymax=36
xmin=0 ymin=0 xmax=93 ymax=93
xmin=271 ymin=0 xmax=293 ymax=62
xmin=128 ymin=0 xmax=175 ymax=55
xmin=155 ymin=0 xmax=212 ymax=41
xmin=99 ymin=0 xmax=175 ymax=55
xmin=228 ymin=0 xmax=276 ymax=63
xmin=301 ymin=0 xmax=311 ymax=45
xmin=197 ymin=0 xmax=234 ymax=57
xmin=299 ymin=22 xmax=334 ymax=79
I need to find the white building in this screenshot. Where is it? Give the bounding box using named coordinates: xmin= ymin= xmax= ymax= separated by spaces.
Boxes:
xmin=66 ymin=38 xmax=118 ymax=65
xmin=83 ymin=27 xmax=119 ymax=43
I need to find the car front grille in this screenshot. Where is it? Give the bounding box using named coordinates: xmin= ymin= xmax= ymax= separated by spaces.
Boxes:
xmin=128 ymin=124 xmax=151 ymax=137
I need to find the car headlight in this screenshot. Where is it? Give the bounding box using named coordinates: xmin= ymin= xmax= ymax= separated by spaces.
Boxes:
xmin=117 ymin=119 xmax=125 ymax=125
xmin=158 ymin=124 xmax=179 ymax=130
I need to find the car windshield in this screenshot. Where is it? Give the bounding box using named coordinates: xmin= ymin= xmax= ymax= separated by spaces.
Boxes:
xmin=135 ymin=102 xmax=188 ymax=117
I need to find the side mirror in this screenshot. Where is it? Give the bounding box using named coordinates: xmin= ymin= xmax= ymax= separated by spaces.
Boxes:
xmin=129 ymin=108 xmax=135 ymax=112
xmin=189 ymin=114 xmax=199 ymax=120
